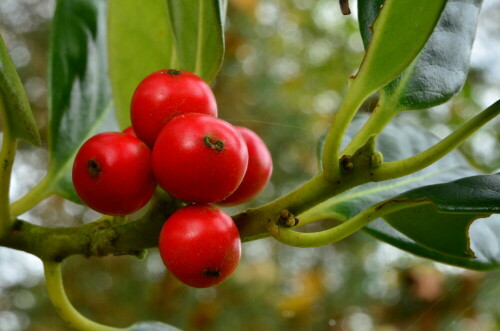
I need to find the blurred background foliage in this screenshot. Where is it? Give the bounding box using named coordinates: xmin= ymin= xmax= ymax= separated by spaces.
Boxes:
xmin=0 ymin=0 xmax=500 ymax=330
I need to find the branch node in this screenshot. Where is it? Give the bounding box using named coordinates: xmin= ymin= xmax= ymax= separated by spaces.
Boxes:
xmin=277 ymin=210 xmax=299 ymax=227
xmin=371 ymin=151 xmax=384 ymax=168
xmin=340 ymin=155 xmax=354 ymax=172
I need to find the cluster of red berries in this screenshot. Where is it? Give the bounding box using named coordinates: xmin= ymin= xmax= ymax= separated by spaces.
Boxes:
xmin=72 ymin=69 xmax=272 ymax=287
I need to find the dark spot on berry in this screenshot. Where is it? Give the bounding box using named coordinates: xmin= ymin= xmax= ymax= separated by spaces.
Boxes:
xmin=87 ymin=159 xmax=101 ymax=178
xmin=164 ymin=69 xmax=182 ymax=76
xmin=203 ymin=269 xmax=221 ymax=278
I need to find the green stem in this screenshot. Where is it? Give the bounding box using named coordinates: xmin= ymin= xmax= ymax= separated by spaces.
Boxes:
xmin=44 ymin=260 xmax=126 ymax=331
xmin=10 ymin=174 xmax=52 ymax=217
xmin=341 ymin=94 xmax=398 ymax=156
xmin=321 ymin=84 xmax=368 ymax=179
xmin=0 ymin=129 xmax=17 ymax=237
xmin=373 ymin=99 xmax=500 ymax=181
xmin=297 ymin=208 xmax=347 ymax=227
xmin=1 ymin=192 xmax=177 ymax=261
xmin=234 ymin=171 xmax=365 ymax=241
xmin=268 ymin=199 xmax=430 ymax=247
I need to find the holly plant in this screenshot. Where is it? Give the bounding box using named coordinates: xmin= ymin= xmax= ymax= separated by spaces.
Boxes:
xmin=0 ymin=0 xmax=499 ymax=330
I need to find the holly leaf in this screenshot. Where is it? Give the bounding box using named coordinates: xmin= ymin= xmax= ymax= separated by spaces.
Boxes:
xmin=358 ymin=0 xmax=384 ymax=47
xmin=358 ymin=0 xmax=482 ymax=110
xmin=166 ymin=0 xmax=227 ymax=81
xmin=107 ymin=0 xmax=175 ymax=128
xmin=314 ymin=115 xmax=500 ymax=269
xmin=0 ymin=34 xmax=40 ymax=146
xmin=351 ymin=0 xmax=447 ymax=98
xmin=364 ymin=214 xmax=500 ymax=270
xmin=381 ymin=174 xmax=499 ymax=259
xmin=46 ymin=0 xmax=112 ymax=202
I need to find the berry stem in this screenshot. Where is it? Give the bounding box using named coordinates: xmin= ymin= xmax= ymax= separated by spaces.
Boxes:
xmin=10 ymin=175 xmax=52 ymax=217
xmin=321 ymin=86 xmax=366 ymax=180
xmin=267 ymin=199 xmax=431 ymax=247
xmin=233 ymin=172 xmax=363 ymax=241
xmin=373 ymin=99 xmax=500 ymax=181
xmin=43 ymin=260 xmax=126 ymax=331
xmin=341 ymin=93 xmax=398 ymax=156
xmin=0 ymin=126 xmax=17 ymax=238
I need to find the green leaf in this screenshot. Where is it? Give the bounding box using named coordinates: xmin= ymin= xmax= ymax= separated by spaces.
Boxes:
xmin=351 ymin=0 xmax=447 ymax=98
xmin=394 ymin=174 xmax=500 ymax=213
xmin=128 ymin=321 xmax=183 ymax=331
xmin=364 ymin=214 xmax=500 ymax=270
xmin=314 ymin=115 xmax=500 ymax=269
xmin=382 ymin=174 xmax=499 ymax=259
xmin=47 ymin=0 xmax=112 ymax=201
xmin=108 ymin=0 xmax=175 ymax=128
xmin=359 ymin=0 xmax=482 ymax=110
xmin=0 ymin=34 xmax=40 ymax=146
xmin=166 ymin=0 xmax=226 ymax=81
xmin=108 ymin=0 xmax=226 ymax=128
xmin=358 ymin=0 xmax=384 ymax=49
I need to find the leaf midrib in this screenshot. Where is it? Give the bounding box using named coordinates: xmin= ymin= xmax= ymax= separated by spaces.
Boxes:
xmin=195 ymin=0 xmax=204 ymax=75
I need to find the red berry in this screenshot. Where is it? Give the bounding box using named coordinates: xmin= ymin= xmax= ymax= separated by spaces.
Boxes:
xmin=131 ymin=69 xmax=217 ymax=148
xmin=152 ymin=113 xmax=248 ymax=203
xmin=219 ymin=127 xmax=273 ymax=206
xmin=159 ymin=204 xmax=241 ymax=288
xmin=72 ymin=132 xmax=156 ymax=215
xmin=122 ymin=126 xmax=137 ymax=138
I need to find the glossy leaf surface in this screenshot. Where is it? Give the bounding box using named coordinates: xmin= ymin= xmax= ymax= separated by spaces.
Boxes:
xmin=352 ymin=0 xmax=446 ymax=97
xmin=0 ymin=34 xmax=40 ymax=145
xmin=383 ymin=174 xmax=499 ymax=258
xmin=108 ymin=0 xmax=175 ymax=128
xmin=47 ymin=0 xmax=111 ymax=201
xmin=359 ymin=0 xmax=482 ymax=110
xmin=166 ymin=0 xmax=226 ymax=81
xmin=315 ymin=115 xmax=500 ymax=269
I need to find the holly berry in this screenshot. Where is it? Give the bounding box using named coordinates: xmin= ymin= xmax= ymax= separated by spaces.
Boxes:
xmin=159 ymin=204 xmax=241 ymax=288
xmin=219 ymin=126 xmax=273 ymax=206
xmin=122 ymin=126 xmax=137 ymax=138
xmin=152 ymin=113 xmax=249 ymax=203
xmin=130 ymin=69 xmax=218 ymax=148
xmin=72 ymin=132 xmax=156 ymax=216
